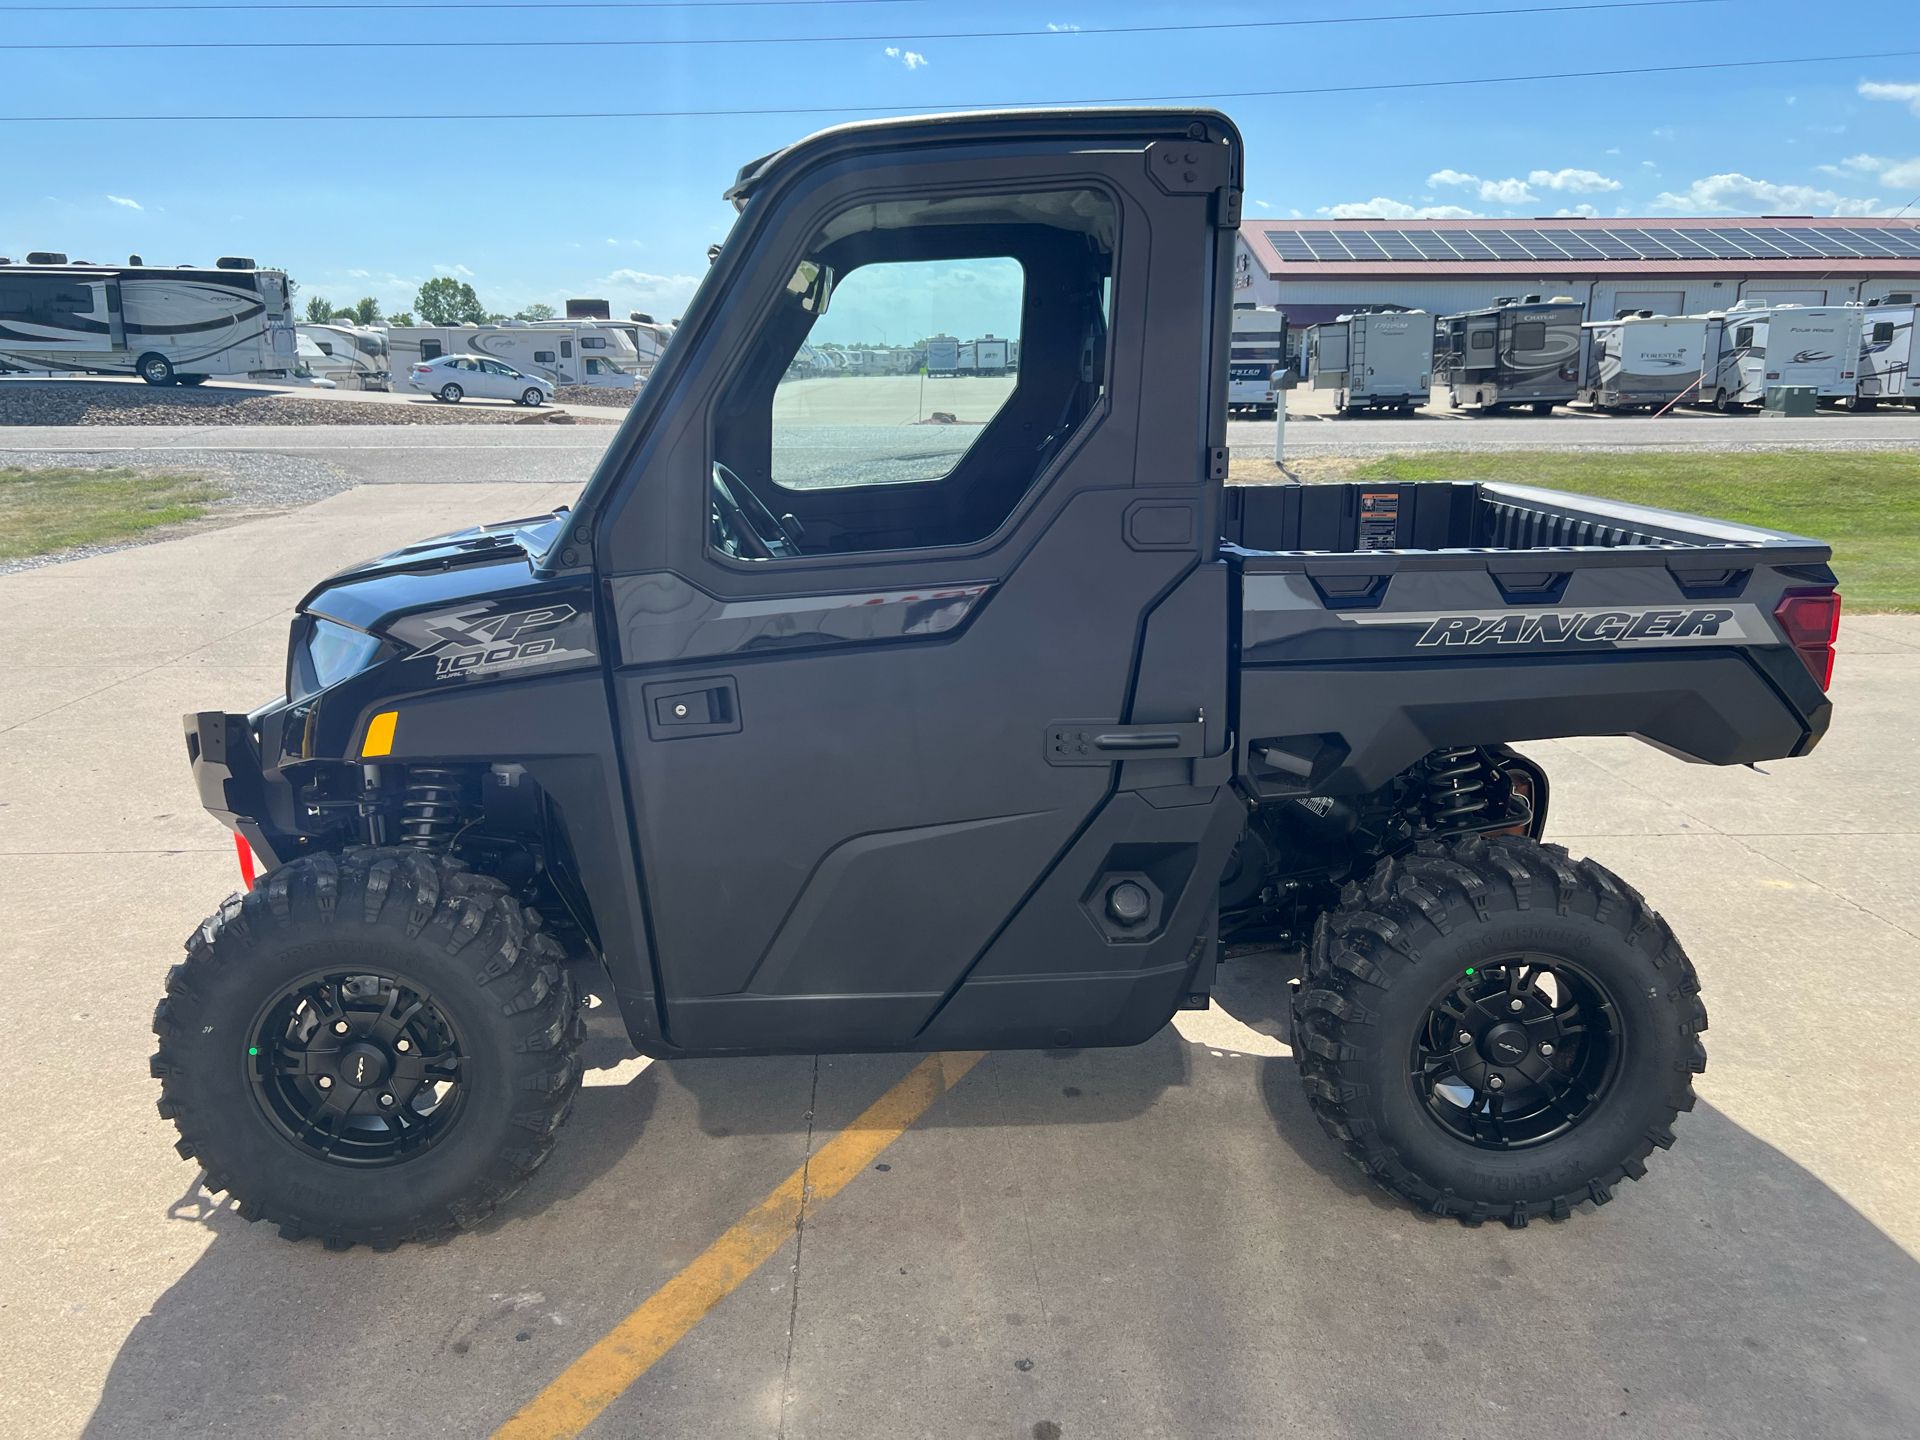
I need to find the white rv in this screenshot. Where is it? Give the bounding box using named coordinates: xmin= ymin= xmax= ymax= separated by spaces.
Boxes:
xmin=1854 ymin=302 xmax=1919 ymax=409
xmin=1308 ymin=308 xmax=1432 ymax=415
xmin=1700 ymin=303 xmax=1863 ymax=409
xmin=0 ymin=252 xmax=296 ymax=385
xmin=1228 ymin=306 xmax=1288 ymax=417
xmin=386 ymin=322 xmax=639 ymax=390
xmin=297 ymin=323 xmax=390 ymax=389
xmin=924 ymin=333 xmax=960 ymax=377
xmin=1577 ymin=313 xmax=1707 ymax=411
xmin=969 ymin=335 xmax=1011 ymax=376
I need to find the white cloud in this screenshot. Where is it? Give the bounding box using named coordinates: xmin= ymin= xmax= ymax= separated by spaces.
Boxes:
xmin=1477 ymin=177 xmax=1537 ymax=204
xmin=1604 ymin=147 xmax=1622 ymax=156
xmin=1821 ymin=152 xmax=1920 ymax=189
xmin=1553 ymin=204 xmax=1600 ymax=218
xmin=1529 ymin=167 xmax=1622 ymax=193
xmin=348 ymin=268 xmax=370 ymax=279
xmin=1651 ymin=172 xmax=1892 ymax=216
xmin=433 ymin=262 xmax=476 ymax=278
xmin=1859 ymin=81 xmax=1920 ymax=118
xmin=1428 ymin=168 xmax=1479 ymax=187
xmin=883 ymin=46 xmax=928 ymax=69
xmin=1319 ymin=198 xmax=1479 ymax=220
xmin=1046 ymin=21 xmax=1081 ymax=30
xmin=105 ymin=194 xmax=142 ymax=209
xmin=1651 ymin=126 xmax=1676 ymax=140
xmin=1252 ymin=199 xmax=1272 ymax=209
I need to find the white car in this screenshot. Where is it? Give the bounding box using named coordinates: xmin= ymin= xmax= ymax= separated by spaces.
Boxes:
xmin=405 ymin=354 xmax=554 ymax=406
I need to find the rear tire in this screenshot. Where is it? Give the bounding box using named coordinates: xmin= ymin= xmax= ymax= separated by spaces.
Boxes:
xmin=438 ymin=383 xmax=463 ymax=403
xmin=152 ymin=849 xmax=583 ymax=1249
xmin=1532 ymin=400 xmax=1553 ymax=416
xmin=1291 ymin=835 xmax=1706 ymax=1227
xmin=177 ymin=374 xmax=209 ymax=387
xmin=138 ymin=352 xmax=175 ymax=386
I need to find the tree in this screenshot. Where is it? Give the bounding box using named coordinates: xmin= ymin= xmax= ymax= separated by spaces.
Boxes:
xmin=514 ymin=302 xmax=556 ymax=322
xmin=388 ymin=311 xmax=415 ymax=327
xmin=304 ymin=295 xmax=335 ymax=324
xmin=350 ymin=296 xmax=382 ymax=326
xmin=415 ymin=277 xmax=486 ymax=327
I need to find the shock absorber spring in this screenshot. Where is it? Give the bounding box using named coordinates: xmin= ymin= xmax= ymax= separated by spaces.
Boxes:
xmin=399 ymin=766 xmax=466 ymax=849
xmin=1424 ymin=747 xmax=1490 ymax=830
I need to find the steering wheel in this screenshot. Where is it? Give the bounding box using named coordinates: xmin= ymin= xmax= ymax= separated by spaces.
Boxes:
xmin=711 ymin=461 xmax=803 ymax=559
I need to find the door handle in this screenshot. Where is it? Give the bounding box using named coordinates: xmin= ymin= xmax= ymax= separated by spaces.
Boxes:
xmin=642 ymin=676 xmax=741 ymax=740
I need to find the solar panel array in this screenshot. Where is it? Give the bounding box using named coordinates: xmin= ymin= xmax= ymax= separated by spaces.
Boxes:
xmin=1262 ymin=224 xmax=1920 ymax=264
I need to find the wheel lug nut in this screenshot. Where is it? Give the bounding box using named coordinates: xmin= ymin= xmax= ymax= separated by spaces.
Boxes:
xmin=1487 ymin=1075 xmax=1505 ymax=1090
xmin=316 ymin=1075 xmax=333 ymax=1089
xmin=1539 ymin=1042 xmax=1555 ymax=1057
xmin=1508 ymin=999 xmax=1525 ymax=1012
xmin=378 ymin=1093 xmax=395 ymax=1108
xmin=395 ymin=1038 xmax=411 ymax=1053
xmin=333 ymin=1019 xmax=350 ymax=1034
xmin=1457 ymin=1030 xmax=1473 ymax=1045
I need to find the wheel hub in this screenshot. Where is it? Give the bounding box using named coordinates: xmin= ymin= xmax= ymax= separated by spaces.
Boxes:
xmin=247 ymin=971 xmax=466 ymax=1167
xmin=1411 ymin=956 xmax=1623 ymax=1151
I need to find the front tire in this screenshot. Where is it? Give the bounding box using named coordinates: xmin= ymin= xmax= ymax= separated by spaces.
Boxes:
xmin=138 ymin=352 xmax=175 ymax=386
xmin=520 ymin=387 xmax=544 ymax=407
xmin=152 ymin=850 xmax=582 ymax=1249
xmin=1291 ymin=835 xmax=1706 ymax=1227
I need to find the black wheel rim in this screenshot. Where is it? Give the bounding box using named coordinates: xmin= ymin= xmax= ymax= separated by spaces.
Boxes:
xmin=247 ymin=969 xmax=468 ymax=1167
xmin=1409 ymin=955 xmax=1623 ymax=1151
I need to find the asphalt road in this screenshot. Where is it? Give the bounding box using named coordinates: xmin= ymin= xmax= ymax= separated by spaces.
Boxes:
xmin=0 ymin=484 xmax=1915 ymax=1438
xmin=6 ymin=405 xmax=1920 ymax=492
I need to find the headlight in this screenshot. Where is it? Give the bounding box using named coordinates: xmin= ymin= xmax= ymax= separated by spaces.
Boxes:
xmin=288 ymin=617 xmax=384 ymax=701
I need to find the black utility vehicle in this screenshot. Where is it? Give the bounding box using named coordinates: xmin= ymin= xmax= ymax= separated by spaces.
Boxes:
xmin=158 ymin=111 xmax=1840 ymax=1247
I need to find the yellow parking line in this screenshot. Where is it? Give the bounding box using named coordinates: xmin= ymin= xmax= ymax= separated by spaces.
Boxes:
xmin=494 ymin=1050 xmax=986 ymax=1440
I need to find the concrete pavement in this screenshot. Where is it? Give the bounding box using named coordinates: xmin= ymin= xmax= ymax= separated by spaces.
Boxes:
xmin=0 ymin=486 xmax=1914 ymax=1438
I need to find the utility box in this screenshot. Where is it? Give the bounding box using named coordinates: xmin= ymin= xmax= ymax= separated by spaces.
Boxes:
xmin=1762 ymin=384 xmax=1816 ymax=416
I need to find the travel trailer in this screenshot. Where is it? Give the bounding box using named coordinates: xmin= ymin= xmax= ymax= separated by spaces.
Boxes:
xmin=296 ymin=322 xmax=390 ymax=390
xmin=0 ymin=253 xmax=296 ymax=384
xmin=1307 ymin=308 xmax=1431 ymax=415
xmin=386 ymin=322 xmax=639 ymax=389
xmin=1577 ymin=312 xmax=1708 ymax=411
xmin=1438 ymin=295 xmax=1583 ymax=413
xmin=1227 ymin=305 xmax=1288 ymax=417
xmin=967 ymin=334 xmax=1011 ymax=375
xmin=1700 ymin=303 xmax=1863 ymax=409
xmin=1852 ymin=301 xmax=1918 ymax=409
xmin=924 ymin=333 xmax=960 ymax=377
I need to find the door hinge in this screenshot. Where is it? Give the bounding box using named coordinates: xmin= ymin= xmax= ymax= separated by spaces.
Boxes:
xmin=1214 ymin=185 xmax=1242 ymax=229
xmin=1208 ymin=446 xmax=1230 ymax=481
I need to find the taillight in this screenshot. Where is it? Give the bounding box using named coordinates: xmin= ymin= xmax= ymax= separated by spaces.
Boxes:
xmin=1774 ymin=589 xmax=1841 ymax=690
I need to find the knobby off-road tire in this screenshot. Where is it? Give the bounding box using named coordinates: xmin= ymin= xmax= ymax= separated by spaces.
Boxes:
xmin=1291 ymin=834 xmax=1707 ymax=1228
xmin=152 ymin=849 xmax=583 ymax=1249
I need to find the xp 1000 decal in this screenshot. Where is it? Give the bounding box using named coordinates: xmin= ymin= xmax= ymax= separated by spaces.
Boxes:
xmin=401 ymin=601 xmax=597 ymax=681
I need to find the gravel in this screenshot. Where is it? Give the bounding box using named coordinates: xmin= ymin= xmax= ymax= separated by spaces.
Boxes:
xmin=552 ymin=385 xmax=640 ymax=409
xmin=0 ymin=448 xmax=356 ymax=575
xmin=0 ymin=381 xmax=601 ymax=427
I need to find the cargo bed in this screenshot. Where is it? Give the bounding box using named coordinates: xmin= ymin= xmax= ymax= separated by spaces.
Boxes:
xmin=1223 ymin=481 xmax=1836 ymax=798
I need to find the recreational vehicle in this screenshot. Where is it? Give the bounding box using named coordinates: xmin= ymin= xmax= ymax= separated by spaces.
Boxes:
xmin=296 ymin=322 xmax=390 ymax=390
xmin=1439 ymin=295 xmax=1583 ymax=413
xmin=386 ymin=322 xmax=639 ymax=390
xmin=0 ymin=253 xmax=295 ymax=384
xmin=1307 ymin=308 xmax=1431 ymax=415
xmin=925 ymin=333 xmax=960 ymax=377
xmin=1852 ymin=302 xmax=1918 ymax=409
xmin=1577 ymin=312 xmax=1707 ymax=411
xmin=1228 ymin=305 xmax=1288 ymax=417
xmin=1700 ymin=303 xmax=1863 ymax=409
xmin=970 ymin=334 xmax=1011 ymax=375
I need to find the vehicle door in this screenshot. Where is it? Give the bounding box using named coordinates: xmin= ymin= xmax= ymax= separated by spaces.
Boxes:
xmin=580 ymin=113 xmax=1245 ymax=1054
xmin=475 ymin=358 xmax=518 ymax=398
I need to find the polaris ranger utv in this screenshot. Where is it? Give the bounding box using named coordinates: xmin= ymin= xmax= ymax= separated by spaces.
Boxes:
xmin=156 ymin=110 xmax=1840 ymax=1247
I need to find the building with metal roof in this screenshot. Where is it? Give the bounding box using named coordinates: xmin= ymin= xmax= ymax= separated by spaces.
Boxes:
xmin=1235 ymin=215 xmax=1920 ymax=325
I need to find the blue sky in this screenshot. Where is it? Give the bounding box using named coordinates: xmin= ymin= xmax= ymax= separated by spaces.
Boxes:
xmin=3 ymin=0 xmax=1917 ymax=329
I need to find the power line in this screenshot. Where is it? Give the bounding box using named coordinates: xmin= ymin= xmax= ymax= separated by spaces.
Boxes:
xmin=2 ymin=49 xmax=1909 ymax=122
xmin=0 ymin=1 xmax=935 ymax=9
xmin=0 ymin=0 xmax=1740 ymax=50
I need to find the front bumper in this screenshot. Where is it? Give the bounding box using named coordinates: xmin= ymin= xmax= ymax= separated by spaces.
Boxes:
xmin=184 ymin=709 xmax=298 ymax=868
